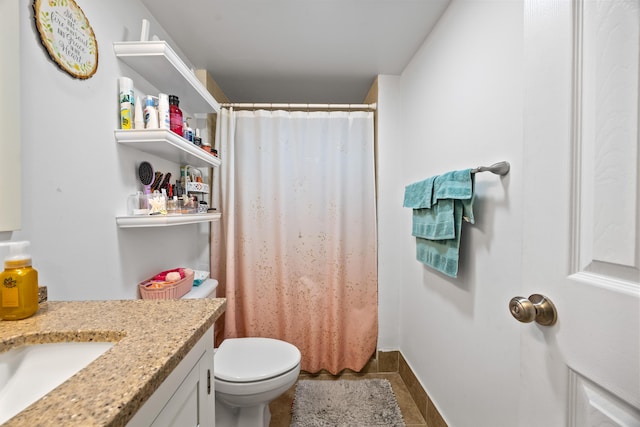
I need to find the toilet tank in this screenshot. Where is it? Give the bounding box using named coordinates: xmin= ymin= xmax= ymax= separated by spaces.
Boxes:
xmin=182 ymin=277 xmax=218 ymax=299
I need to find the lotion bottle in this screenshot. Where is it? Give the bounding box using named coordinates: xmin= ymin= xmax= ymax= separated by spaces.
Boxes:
xmin=0 ymin=241 xmax=38 ymax=320
xmin=158 ymin=93 xmax=170 ymax=130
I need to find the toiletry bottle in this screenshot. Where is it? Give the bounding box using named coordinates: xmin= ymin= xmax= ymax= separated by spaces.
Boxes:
xmin=169 ymin=95 xmax=183 ymax=137
xmin=119 ymin=77 xmax=134 ymax=130
xmin=134 ymin=96 xmax=144 ymax=129
xmin=158 ymin=93 xmax=170 ymax=130
xmin=0 ymin=241 xmax=38 ymax=320
xmin=144 ymin=95 xmax=159 ymax=129
xmin=183 ymin=117 xmax=194 ymax=142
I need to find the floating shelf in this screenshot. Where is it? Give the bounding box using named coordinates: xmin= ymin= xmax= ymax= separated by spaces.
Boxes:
xmin=116 ymin=212 xmax=221 ymax=228
xmin=115 ymin=129 xmax=221 ymax=168
xmin=113 ymin=41 xmax=220 ymax=114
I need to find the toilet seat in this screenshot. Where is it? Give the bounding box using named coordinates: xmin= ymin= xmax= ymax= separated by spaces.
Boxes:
xmin=214 ymin=337 xmax=301 ymax=383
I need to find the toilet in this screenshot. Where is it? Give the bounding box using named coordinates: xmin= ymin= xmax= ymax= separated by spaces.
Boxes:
xmin=214 ymin=337 xmax=301 ymax=427
xmin=182 ymin=279 xmax=301 ymax=427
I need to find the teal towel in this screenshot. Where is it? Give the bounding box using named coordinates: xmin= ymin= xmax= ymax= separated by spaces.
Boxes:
xmin=415 ymin=199 xmax=464 ymax=277
xmin=433 ymin=169 xmax=473 ymax=202
xmin=405 ymin=169 xmax=475 ymax=278
xmin=403 ymin=177 xmax=435 ymax=209
xmin=412 ymin=199 xmax=455 ymax=240
xmin=415 ymin=196 xmax=475 ymax=277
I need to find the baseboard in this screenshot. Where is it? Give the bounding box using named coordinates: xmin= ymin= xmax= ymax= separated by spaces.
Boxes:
xmin=377 ymin=350 xmax=448 ymax=427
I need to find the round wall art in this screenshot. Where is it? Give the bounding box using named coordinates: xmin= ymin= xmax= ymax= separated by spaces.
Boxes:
xmin=33 ymin=0 xmax=98 ymax=79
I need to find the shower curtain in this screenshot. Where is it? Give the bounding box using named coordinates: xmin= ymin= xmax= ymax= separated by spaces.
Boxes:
xmin=214 ymin=108 xmax=377 ymax=374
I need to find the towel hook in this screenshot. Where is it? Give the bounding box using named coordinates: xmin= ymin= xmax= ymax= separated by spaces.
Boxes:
xmin=471 ymin=161 xmax=510 ymax=176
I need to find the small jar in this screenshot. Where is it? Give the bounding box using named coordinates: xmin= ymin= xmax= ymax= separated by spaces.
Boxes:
xmin=167 ymin=196 xmax=179 ymax=214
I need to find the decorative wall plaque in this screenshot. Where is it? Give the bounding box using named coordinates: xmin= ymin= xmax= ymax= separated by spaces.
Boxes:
xmin=33 ymin=0 xmax=98 ymax=79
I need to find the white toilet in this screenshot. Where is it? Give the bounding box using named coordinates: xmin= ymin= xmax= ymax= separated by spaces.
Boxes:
xmin=182 ymin=278 xmax=301 ymax=427
xmin=214 ymin=337 xmax=301 ymax=427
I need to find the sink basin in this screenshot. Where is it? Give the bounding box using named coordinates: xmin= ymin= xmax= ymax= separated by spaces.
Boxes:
xmin=0 ymin=341 xmax=115 ymax=424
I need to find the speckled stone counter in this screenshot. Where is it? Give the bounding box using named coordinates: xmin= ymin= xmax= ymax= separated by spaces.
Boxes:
xmin=0 ymin=298 xmax=226 ymax=427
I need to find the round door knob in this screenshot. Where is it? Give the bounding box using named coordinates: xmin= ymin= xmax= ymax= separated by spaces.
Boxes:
xmin=509 ymin=296 xmax=536 ymax=323
xmin=509 ymin=294 xmax=557 ymax=326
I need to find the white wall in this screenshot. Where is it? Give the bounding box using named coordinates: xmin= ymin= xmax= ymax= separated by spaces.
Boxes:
xmin=378 ymin=0 xmax=525 ymax=425
xmin=5 ymin=0 xmax=211 ymax=300
xmin=376 ymin=75 xmax=403 ymax=350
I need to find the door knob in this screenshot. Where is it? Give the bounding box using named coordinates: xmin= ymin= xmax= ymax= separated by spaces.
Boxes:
xmin=509 ymin=294 xmax=557 ymax=326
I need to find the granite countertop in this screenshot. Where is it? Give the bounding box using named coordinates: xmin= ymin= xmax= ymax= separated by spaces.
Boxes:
xmin=0 ymin=298 xmax=226 ymax=427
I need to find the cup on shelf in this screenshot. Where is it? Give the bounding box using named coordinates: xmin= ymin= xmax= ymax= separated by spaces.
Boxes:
xmin=128 ymin=191 xmax=149 ymax=215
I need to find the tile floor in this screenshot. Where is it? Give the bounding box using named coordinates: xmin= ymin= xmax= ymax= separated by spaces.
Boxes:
xmin=269 ymin=371 xmax=428 ymax=426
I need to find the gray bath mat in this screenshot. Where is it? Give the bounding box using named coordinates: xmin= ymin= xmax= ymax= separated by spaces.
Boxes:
xmin=290 ymin=378 xmax=406 ymax=426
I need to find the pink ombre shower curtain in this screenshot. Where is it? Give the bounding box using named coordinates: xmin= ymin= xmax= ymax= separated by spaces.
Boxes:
xmin=214 ymin=108 xmax=377 ymax=374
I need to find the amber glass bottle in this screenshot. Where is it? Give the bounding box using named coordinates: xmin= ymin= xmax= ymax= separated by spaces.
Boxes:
xmin=0 ymin=242 xmax=38 ymax=320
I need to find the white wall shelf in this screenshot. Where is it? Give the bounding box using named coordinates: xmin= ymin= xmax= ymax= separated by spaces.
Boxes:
xmin=113 ymin=41 xmax=220 ymax=114
xmin=114 ymin=40 xmax=220 ymax=230
xmin=115 ymin=129 xmax=221 ymax=168
xmin=116 ymin=212 xmax=221 ymax=228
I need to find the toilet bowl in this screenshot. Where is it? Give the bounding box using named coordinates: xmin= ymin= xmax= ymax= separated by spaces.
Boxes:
xmin=214 ymin=337 xmax=301 ymax=427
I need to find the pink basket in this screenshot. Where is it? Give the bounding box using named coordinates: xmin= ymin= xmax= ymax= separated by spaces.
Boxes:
xmin=139 ymin=271 xmax=194 ymax=300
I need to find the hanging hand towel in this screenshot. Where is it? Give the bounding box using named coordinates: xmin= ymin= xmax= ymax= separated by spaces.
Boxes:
xmin=412 ymin=199 xmax=456 ymax=240
xmin=433 ymin=169 xmax=474 ymax=202
xmin=415 ymin=197 xmax=475 ymax=277
xmin=405 ymin=176 xmax=456 ymax=239
xmin=404 ymin=169 xmax=475 ymax=278
xmin=403 ymin=176 xmax=436 ymax=210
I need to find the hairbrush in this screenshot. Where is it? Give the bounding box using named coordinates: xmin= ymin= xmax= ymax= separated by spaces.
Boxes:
xmin=150 ymin=172 xmax=163 ymax=192
xmin=138 ymin=162 xmax=154 ymax=194
xmin=160 ymin=172 xmax=172 ymax=191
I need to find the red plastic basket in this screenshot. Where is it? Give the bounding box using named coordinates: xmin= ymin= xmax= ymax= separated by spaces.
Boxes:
xmin=138 ymin=270 xmax=194 ymax=300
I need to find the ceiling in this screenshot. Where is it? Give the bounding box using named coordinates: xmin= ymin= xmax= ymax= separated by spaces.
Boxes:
xmin=140 ymin=0 xmax=451 ymax=104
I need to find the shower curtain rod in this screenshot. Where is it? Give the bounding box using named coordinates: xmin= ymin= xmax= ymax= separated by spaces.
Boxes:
xmin=220 ymin=102 xmax=377 ymax=111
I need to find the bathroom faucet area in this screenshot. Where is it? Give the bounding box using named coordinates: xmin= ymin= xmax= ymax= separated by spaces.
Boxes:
xmin=0 ymin=299 xmax=225 ymax=426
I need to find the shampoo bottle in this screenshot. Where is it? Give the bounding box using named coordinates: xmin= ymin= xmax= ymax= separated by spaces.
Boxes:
xmin=0 ymin=241 xmax=38 ymax=320
xmin=144 ymin=95 xmax=159 ymax=129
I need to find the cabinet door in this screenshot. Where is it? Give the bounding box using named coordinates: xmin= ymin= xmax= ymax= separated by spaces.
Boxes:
xmin=150 ymin=348 xmax=214 ymax=427
xmin=127 ymin=326 xmax=214 ymax=427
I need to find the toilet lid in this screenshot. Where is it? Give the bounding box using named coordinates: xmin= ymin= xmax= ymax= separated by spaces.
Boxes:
xmin=215 ymin=337 xmax=301 ymax=383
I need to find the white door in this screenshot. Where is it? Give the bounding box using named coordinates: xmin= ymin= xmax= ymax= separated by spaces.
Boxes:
xmin=521 ymin=0 xmax=640 ymax=426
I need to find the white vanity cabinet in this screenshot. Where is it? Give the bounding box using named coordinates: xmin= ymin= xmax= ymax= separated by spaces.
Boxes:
xmin=127 ymin=326 xmax=214 ymax=427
